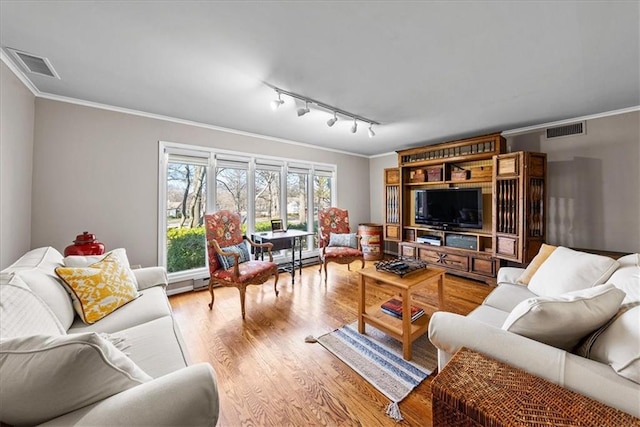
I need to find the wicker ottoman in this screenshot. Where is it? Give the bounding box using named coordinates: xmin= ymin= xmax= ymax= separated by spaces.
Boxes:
xmin=431 ymin=348 xmax=640 ymax=427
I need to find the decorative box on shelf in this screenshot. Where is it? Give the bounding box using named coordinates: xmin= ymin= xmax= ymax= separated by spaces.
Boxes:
xmin=451 ymin=169 xmax=469 ymax=181
xmin=410 ymin=169 xmax=426 ymax=183
xmin=426 ymin=167 xmax=442 ymax=182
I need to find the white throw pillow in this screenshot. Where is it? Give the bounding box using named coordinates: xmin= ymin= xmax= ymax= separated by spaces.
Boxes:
xmin=0 ymin=332 xmax=152 ymax=426
xmin=528 ymin=246 xmax=620 ymax=296
xmin=605 ymin=253 xmax=639 ymax=305
xmin=64 ymin=247 xmax=131 ymax=268
xmin=0 ymin=273 xmax=66 ymax=339
xmin=502 ymin=284 xmax=625 ymax=351
xmin=588 ymin=305 xmax=640 ymax=384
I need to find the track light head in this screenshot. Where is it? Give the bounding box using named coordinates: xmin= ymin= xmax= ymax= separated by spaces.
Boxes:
xmin=270 ymin=92 xmax=284 ymax=110
xmin=368 ymin=124 xmax=376 ymax=138
xmin=297 ymin=100 xmax=310 ymax=117
xmin=351 ymin=119 xmax=358 ymax=134
xmin=327 ymin=112 xmax=338 ymax=127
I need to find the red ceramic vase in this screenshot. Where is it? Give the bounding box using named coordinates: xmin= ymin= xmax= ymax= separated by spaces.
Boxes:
xmin=64 ymin=231 xmax=105 ymax=256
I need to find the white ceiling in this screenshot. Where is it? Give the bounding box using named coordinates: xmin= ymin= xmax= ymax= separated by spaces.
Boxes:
xmin=1 ymin=1 xmax=639 ymax=157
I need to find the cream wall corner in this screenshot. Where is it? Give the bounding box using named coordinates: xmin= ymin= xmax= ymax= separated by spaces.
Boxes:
xmin=0 ymin=61 xmax=35 ymax=269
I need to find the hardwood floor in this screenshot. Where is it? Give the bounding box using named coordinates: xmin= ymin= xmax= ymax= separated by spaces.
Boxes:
xmin=169 ymin=261 xmax=493 ymax=427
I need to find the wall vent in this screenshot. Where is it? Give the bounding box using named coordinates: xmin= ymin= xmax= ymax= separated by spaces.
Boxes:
xmin=545 ymin=122 xmax=585 ymax=139
xmin=7 ymin=48 xmax=60 ymax=79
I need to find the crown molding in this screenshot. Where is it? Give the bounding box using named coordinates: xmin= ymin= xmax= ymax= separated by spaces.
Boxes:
xmin=0 ymin=49 xmax=40 ymax=96
xmin=502 ymin=105 xmax=640 ymax=137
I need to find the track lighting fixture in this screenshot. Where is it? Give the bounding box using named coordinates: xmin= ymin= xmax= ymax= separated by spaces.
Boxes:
xmin=270 ymin=92 xmax=284 ymax=110
xmin=327 ymin=111 xmax=338 ymax=127
xmin=268 ymin=86 xmax=380 ymax=136
xmin=297 ymin=100 xmax=310 ymax=117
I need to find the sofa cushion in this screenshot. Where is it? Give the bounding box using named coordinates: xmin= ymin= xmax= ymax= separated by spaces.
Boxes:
xmin=3 ymin=246 xmax=75 ymax=329
xmin=64 ymin=247 xmax=132 ymax=269
xmin=466 ymin=305 xmax=511 ymax=328
xmin=528 ymin=246 xmax=620 ymax=297
xmin=605 ymin=253 xmax=639 ymax=305
xmin=588 ymin=305 xmax=640 ymax=384
xmin=516 ymin=244 xmax=557 ymax=285
xmin=108 ymin=316 xmax=191 ymax=378
xmin=496 ymin=266 xmax=526 ymax=286
xmin=0 ymin=332 xmax=152 ymax=426
xmin=68 ymin=286 xmax=172 ymax=334
xmin=482 ymin=283 xmax=538 ymax=313
xmin=0 ymin=272 xmax=66 ymax=338
xmin=502 ymin=284 xmax=625 ymax=351
xmin=56 ymin=252 xmax=140 ymax=324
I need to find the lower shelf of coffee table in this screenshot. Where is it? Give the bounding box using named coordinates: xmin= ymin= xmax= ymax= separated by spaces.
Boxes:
xmin=362 ymin=301 xmax=431 ymax=342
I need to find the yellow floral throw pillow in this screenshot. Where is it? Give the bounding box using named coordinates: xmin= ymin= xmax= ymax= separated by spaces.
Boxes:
xmin=55 ymin=252 xmax=139 ymax=324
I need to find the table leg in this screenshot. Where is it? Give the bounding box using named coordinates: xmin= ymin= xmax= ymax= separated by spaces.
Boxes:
xmin=299 ymin=236 xmax=303 ymax=276
xmin=290 ymin=237 xmax=295 ymax=284
xmin=358 ymin=275 xmax=366 ymax=334
xmin=402 ymin=288 xmax=412 ymax=360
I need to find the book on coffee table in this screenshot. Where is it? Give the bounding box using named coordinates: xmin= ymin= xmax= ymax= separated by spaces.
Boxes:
xmin=381 ymin=298 xmax=425 ymax=322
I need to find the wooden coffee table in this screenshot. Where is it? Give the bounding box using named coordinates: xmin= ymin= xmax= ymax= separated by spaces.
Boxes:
xmin=357 ymin=266 xmax=446 ymax=360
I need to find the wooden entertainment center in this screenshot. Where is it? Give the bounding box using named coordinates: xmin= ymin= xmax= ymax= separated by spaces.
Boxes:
xmin=383 ymin=132 xmax=547 ymax=284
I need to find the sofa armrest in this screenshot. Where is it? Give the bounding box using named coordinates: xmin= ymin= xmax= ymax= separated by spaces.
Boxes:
xmin=428 ymin=312 xmax=640 ymax=417
xmin=496 ymin=266 xmax=525 ymax=285
xmin=39 ymin=363 xmax=219 ymax=426
xmin=132 ymin=266 xmax=168 ymax=291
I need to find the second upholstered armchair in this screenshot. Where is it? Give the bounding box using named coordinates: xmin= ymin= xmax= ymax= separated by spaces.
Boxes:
xmin=317 ymin=207 xmax=365 ymax=282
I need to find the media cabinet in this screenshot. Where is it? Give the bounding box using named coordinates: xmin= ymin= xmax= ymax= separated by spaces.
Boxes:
xmin=383 ymin=132 xmax=547 ymax=284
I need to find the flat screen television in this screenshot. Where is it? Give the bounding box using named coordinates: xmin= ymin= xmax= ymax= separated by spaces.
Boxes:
xmin=415 ymin=187 xmax=483 ymax=229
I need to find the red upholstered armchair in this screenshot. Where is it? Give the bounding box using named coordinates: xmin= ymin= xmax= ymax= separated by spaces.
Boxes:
xmin=317 ymin=207 xmax=365 ymax=282
xmin=204 ymin=210 xmax=279 ymax=319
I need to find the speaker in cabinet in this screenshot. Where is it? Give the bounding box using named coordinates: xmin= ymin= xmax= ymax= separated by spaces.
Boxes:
xmin=445 ymin=234 xmax=478 ymax=250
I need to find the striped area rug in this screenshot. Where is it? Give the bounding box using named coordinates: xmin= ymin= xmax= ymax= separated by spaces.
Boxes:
xmin=317 ymin=321 xmax=437 ymax=421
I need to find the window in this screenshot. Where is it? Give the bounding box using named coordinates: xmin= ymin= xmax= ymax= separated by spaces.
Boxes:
xmin=159 ymin=142 xmax=335 ymax=281
xmin=161 ymin=151 xmax=209 ymax=276
xmin=254 ymin=160 xmax=283 ymax=232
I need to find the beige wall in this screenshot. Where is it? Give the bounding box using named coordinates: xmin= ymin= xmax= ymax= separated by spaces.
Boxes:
xmin=0 ymin=61 xmax=35 ymax=268
xmin=508 ymin=111 xmax=640 ymax=253
xmin=368 ymin=111 xmax=640 ymax=255
xmin=31 ymin=99 xmax=370 ymax=267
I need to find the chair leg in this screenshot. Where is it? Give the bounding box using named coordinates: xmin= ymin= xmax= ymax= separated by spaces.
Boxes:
xmin=318 ymin=257 xmax=323 ymax=274
xmin=273 ymin=271 xmax=279 ymax=296
xmin=360 ymin=258 xmax=365 ymax=269
xmin=347 ymin=263 xmax=351 ymax=271
xmin=208 ymin=280 xmax=215 ymax=310
xmin=323 ymin=261 xmax=328 ymax=283
xmin=239 ymin=285 xmax=246 ymax=320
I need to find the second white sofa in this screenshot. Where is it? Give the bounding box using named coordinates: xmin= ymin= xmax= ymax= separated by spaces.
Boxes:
xmin=428 ymin=246 xmax=640 ymax=418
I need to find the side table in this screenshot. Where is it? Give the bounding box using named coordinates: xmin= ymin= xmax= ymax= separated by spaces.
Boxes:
xmin=357 ymin=266 xmax=446 ymax=360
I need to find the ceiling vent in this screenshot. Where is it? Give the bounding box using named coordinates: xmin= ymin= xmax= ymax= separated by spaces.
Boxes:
xmin=545 ymin=121 xmax=585 ymax=139
xmin=7 ymin=48 xmax=60 ymax=79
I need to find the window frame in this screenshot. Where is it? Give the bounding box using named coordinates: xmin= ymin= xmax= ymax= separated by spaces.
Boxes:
xmin=158 ymin=141 xmax=337 ymax=283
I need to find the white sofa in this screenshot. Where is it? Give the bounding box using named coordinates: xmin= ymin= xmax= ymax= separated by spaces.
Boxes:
xmin=0 ymin=247 xmax=219 ymax=426
xmin=428 ymin=246 xmax=640 ymax=418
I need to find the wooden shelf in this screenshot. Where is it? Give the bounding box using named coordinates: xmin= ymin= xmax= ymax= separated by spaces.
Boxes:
xmin=404 ymin=177 xmax=492 ymax=186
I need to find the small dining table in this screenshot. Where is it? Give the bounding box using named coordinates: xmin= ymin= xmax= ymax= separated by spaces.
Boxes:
xmin=251 ymin=229 xmax=315 ymax=284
